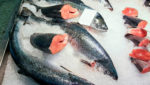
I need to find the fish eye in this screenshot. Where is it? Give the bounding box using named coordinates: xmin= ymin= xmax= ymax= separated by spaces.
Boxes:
xmin=95 ymin=19 xmax=99 ymax=24
xmin=104 ymin=70 xmax=110 ymax=75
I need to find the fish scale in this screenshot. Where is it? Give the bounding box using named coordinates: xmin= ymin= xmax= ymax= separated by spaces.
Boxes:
xmin=10 ymin=21 xmax=94 ymax=85
xmin=24 ymin=0 xmax=108 ymax=31
xmin=62 ymin=23 xmax=118 ymax=80
xmin=9 ymin=0 xmax=117 ymax=84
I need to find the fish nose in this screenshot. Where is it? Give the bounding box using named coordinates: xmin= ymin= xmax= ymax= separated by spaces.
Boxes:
xmin=104 ymin=64 xmax=118 ymax=80
xmin=113 ymin=74 xmax=118 ymax=80
xmin=95 ymin=59 xmax=118 ymax=80
xmin=102 ymin=24 xmax=108 ymax=30
xmin=100 ymin=24 xmax=108 ymax=32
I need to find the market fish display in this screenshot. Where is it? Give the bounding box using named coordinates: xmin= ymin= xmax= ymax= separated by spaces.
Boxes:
xmin=9 ymin=3 xmax=118 ymax=84
xmin=10 ymin=19 xmax=94 ymax=85
xmin=5 ymin=0 xmax=150 ymax=85
xmin=61 ymin=23 xmax=118 ymax=80
xmin=23 ymin=0 xmax=108 ymax=31
xmin=21 ymin=7 xmax=118 ymax=80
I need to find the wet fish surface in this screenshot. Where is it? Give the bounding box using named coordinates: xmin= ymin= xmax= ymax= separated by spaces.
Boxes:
xmin=30 ymin=33 xmax=69 ymax=54
xmin=61 ymin=23 xmax=118 ymax=80
xmin=45 ymin=0 xmax=113 ymax=11
xmin=9 ymin=0 xmax=118 ymax=84
xmin=23 ymin=0 xmax=108 ymax=31
xmin=10 ymin=20 xmax=95 ymax=85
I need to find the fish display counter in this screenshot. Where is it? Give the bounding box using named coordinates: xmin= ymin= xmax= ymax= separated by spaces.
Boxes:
xmin=1 ymin=0 xmax=150 ymax=85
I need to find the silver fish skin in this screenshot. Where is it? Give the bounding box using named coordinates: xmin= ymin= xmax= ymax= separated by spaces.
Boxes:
xmin=46 ymin=0 xmax=113 ymax=11
xmin=24 ymin=0 xmax=108 ymax=31
xmin=18 ymin=8 xmax=118 ymax=80
xmin=10 ymin=21 xmax=95 ymax=85
xmin=61 ymin=23 xmax=118 ymax=80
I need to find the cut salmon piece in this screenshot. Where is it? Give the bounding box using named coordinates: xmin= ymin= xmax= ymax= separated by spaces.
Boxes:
xmin=137 ymin=20 xmax=148 ymax=29
xmin=139 ymin=39 xmax=150 ymax=47
xmin=130 ymin=49 xmax=150 ymax=61
xmin=123 ymin=15 xmax=147 ymax=28
xmin=60 ymin=4 xmax=80 ymax=19
xmin=131 ymin=58 xmax=150 ymax=73
xmin=49 ymin=34 xmax=69 ymax=54
xmin=125 ymin=33 xmax=143 ymax=46
xmin=30 ymin=33 xmax=69 ymax=54
xmin=129 ymin=28 xmax=147 ymax=38
xmin=122 ymin=7 xmax=138 ymax=17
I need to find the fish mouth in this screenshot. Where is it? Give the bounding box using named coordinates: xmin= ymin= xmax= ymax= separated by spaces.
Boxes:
xmin=101 ymin=25 xmax=108 ymax=31
xmin=98 ymin=28 xmax=108 ymax=32
xmin=95 ymin=59 xmax=118 ymax=80
xmin=104 ymin=65 xmax=118 ymax=80
xmin=103 ymin=63 xmax=118 ymax=80
xmin=96 ymin=24 xmax=108 ymax=32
